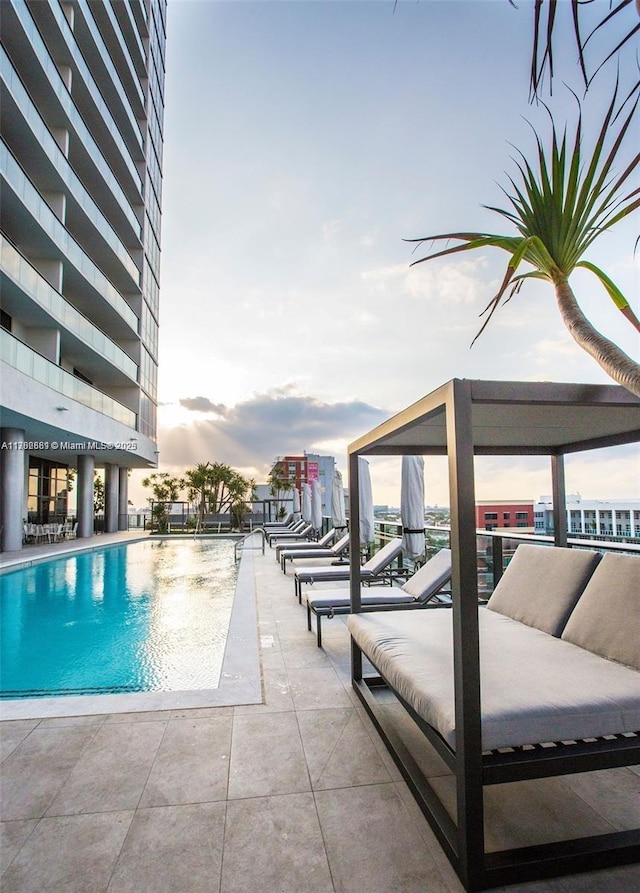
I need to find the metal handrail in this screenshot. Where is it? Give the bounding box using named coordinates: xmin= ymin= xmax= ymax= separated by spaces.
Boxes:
xmin=234 ymin=527 xmax=266 ymax=561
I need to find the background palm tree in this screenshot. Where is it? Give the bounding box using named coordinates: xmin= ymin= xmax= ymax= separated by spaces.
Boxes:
xmin=407 ymin=84 xmax=640 ymax=396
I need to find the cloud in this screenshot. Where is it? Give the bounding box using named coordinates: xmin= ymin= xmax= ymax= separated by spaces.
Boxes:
xmin=158 ymin=390 xmax=389 ymax=475
xmin=178 ymin=396 xmax=228 ymax=415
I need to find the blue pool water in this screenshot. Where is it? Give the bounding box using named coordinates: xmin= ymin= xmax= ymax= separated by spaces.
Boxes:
xmin=0 ymin=539 xmax=239 ymax=699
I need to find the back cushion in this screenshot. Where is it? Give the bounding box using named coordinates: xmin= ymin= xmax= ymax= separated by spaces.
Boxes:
xmin=562 ymin=553 xmax=640 ymax=670
xmin=487 ymin=545 xmax=601 ymax=636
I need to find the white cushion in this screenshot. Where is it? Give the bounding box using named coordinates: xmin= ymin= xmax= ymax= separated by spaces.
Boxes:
xmin=486 ymin=545 xmax=601 ymax=636
xmin=562 ymin=553 xmax=640 ymax=670
xmin=348 ymin=608 xmax=640 ymax=751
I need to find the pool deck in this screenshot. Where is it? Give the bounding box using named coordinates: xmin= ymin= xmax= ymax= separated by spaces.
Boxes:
xmin=1 ymin=533 xmax=639 ymax=892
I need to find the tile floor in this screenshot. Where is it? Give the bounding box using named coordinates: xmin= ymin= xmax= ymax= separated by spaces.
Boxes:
xmin=1 ymin=537 xmax=639 ymax=892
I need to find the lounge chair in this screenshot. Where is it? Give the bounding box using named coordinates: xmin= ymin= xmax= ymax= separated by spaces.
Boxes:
xmin=306 ymin=548 xmax=452 ymax=646
xmin=264 ymin=514 xmax=296 ymax=529
xmin=293 ymin=537 xmax=405 ymax=603
xmin=275 ymin=528 xmax=336 ymax=560
xmin=264 ymin=518 xmax=305 ymax=535
xmin=278 ymin=532 xmax=349 ymax=572
xmin=267 ymin=523 xmax=313 ymax=548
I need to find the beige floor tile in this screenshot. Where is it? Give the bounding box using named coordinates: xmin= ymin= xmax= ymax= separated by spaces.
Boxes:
xmin=297 ymin=708 xmax=393 ymax=790
xmin=233 ymin=667 xmax=293 ymax=715
xmin=0 ymin=721 xmax=39 ymax=763
xmin=287 ymin=666 xmax=353 ymax=711
xmin=0 ymin=819 xmax=38 ymax=875
xmin=0 ymin=726 xmax=98 ymax=821
xmin=315 ymin=783 xmax=447 ymax=893
xmin=228 ymin=712 xmax=310 ymax=799
xmin=1 ymin=812 xmax=132 ymax=893
xmin=140 ymin=715 xmax=232 ymax=807
xmin=45 ymin=721 xmax=166 ymax=815
xmin=560 ymin=767 xmax=640 ymax=830
xmin=107 ymin=802 xmax=226 ymax=893
xmin=221 ymin=793 xmax=333 ymax=893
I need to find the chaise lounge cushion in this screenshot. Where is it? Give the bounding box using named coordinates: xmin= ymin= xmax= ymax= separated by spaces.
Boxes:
xmin=348 ymin=608 xmax=640 ymax=751
xmin=561 ymin=553 xmax=640 ymax=671
xmin=486 ymin=545 xmax=601 ymax=636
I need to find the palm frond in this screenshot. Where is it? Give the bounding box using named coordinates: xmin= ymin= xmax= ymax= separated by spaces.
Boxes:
xmin=577 ymin=261 xmax=640 ymax=332
xmin=527 ymin=0 xmax=638 ymax=97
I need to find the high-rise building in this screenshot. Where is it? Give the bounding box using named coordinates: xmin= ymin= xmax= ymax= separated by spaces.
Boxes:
xmin=0 ymin=0 xmax=166 ymax=550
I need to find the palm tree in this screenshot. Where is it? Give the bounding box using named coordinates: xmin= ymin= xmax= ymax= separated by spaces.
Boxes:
xmin=526 ymin=0 xmax=640 ymax=98
xmin=406 ymin=85 xmax=640 ymax=396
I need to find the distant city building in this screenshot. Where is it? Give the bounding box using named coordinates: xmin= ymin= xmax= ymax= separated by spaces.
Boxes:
xmin=1 ymin=0 xmax=166 ymax=550
xmin=535 ymin=495 xmax=640 ymax=540
xmin=476 ymin=501 xmax=534 ymax=532
xmin=269 ymin=452 xmax=336 ymax=516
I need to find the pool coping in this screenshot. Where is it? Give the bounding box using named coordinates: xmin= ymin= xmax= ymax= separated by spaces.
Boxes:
xmin=0 ymin=536 xmax=263 ymax=720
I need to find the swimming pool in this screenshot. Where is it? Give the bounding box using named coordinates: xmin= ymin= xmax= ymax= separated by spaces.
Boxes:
xmin=0 ymin=539 xmax=239 ymax=699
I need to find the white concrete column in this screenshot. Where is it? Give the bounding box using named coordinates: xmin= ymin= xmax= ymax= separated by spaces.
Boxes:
xmin=77 ymin=454 xmax=94 ymax=538
xmin=104 ymin=464 xmax=119 ymax=533
xmin=0 ymin=428 xmax=26 ymax=552
xmin=118 ymin=467 xmax=129 ymax=531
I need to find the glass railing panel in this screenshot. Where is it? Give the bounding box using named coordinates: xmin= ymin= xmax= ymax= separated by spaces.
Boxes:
xmin=43 ymin=0 xmax=143 ymax=174
xmin=1 ymin=236 xmax=138 ymax=382
xmin=1 ymin=330 xmax=137 ymax=427
xmin=1 ymin=142 xmax=139 ymax=334
xmin=96 ymin=0 xmax=146 ymax=108
xmin=11 ymin=0 xmax=143 ymax=200
xmin=1 ymin=48 xmax=140 ymax=285
xmin=75 ymin=0 xmax=144 ymax=143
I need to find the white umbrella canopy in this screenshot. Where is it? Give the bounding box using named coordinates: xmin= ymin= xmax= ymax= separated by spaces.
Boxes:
xmin=301 ymin=482 xmax=312 ymax=524
xmin=311 ymin=479 xmax=323 ymax=532
xmin=331 ymin=469 xmax=346 ymax=531
xmin=293 ymin=486 xmax=301 ymax=521
xmin=358 ymin=457 xmax=375 ymax=545
xmin=401 ymin=455 xmax=426 ymax=561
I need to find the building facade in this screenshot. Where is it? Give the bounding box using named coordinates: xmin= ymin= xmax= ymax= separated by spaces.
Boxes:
xmin=534 ymin=496 xmax=640 ymax=541
xmin=475 ymin=500 xmax=534 ymax=532
xmin=0 ymin=0 xmax=166 ymax=550
xmin=270 ymin=452 xmax=336 ymax=517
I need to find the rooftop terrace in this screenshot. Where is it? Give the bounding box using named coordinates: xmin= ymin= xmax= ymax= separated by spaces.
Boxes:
xmin=1 ymin=532 xmax=639 ymax=892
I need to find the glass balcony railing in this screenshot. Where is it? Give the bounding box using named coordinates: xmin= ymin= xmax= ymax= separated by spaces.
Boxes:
xmin=1 ymin=48 xmax=140 ymax=287
xmin=92 ymin=0 xmax=145 ymax=110
xmin=1 ymin=236 xmax=139 ymax=383
xmin=8 ymin=0 xmax=142 ymax=231
xmin=11 ymin=0 xmax=143 ymax=197
xmin=1 ymin=329 xmax=137 ymax=428
xmin=75 ymin=0 xmax=144 ymax=143
xmin=1 ymin=142 xmax=139 ymax=335
xmin=44 ymin=0 xmax=143 ymax=176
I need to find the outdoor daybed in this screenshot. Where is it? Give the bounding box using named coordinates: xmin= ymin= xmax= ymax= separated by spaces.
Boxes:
xmin=346 ymin=379 xmax=640 ymax=891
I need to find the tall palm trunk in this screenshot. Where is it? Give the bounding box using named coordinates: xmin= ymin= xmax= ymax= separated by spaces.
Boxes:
xmin=553 ymin=275 xmax=640 ymax=397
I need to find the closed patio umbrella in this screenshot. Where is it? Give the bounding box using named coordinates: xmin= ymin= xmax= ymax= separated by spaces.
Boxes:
xmin=358 ymin=457 xmax=375 ymax=545
xmin=401 ymin=455 xmax=426 ymax=562
xmin=293 ymin=486 xmax=301 ymax=521
xmin=301 ymin=482 xmax=312 ymax=524
xmin=311 ymin=479 xmax=323 ymax=532
xmin=331 ymin=469 xmax=346 ymax=531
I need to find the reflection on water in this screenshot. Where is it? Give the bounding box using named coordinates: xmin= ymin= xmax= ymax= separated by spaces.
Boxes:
xmin=0 ymin=540 xmax=238 ymax=698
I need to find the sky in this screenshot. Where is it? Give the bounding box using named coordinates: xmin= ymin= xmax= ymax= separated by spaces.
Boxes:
xmin=131 ymin=0 xmax=639 ymax=508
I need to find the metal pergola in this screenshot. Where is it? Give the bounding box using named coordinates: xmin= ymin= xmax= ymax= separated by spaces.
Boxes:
xmin=347 ymin=379 xmax=640 ymax=891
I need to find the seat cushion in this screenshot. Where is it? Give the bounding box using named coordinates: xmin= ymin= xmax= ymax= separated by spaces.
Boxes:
xmin=486 ymin=545 xmax=601 ymax=636
xmin=562 ymin=553 xmax=640 ymax=671
xmin=348 ymin=608 xmax=640 ymax=751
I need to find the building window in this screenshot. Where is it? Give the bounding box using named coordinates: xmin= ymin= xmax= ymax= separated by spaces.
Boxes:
xmin=503 ymin=512 xmax=510 ymax=520
xmin=484 ymin=512 xmax=498 ymax=520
